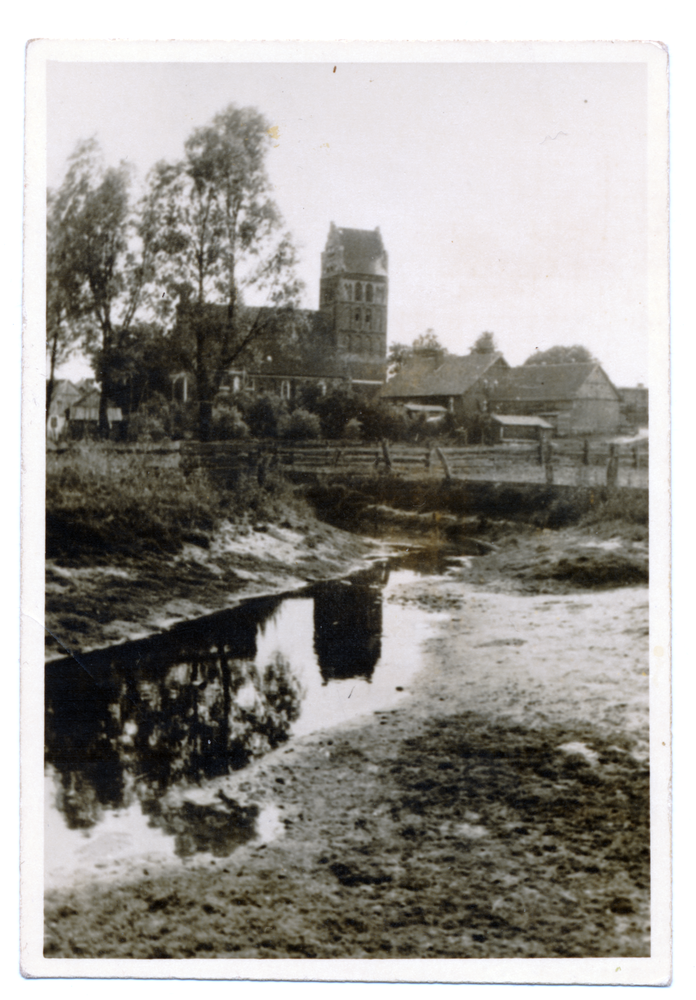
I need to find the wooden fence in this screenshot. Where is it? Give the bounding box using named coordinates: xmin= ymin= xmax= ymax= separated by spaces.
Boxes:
xmin=180 ymin=438 xmax=648 ymax=489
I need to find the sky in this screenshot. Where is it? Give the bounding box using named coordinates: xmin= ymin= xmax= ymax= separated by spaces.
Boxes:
xmin=47 ymin=58 xmax=649 ymax=387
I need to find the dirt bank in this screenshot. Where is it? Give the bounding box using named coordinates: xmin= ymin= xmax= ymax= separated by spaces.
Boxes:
xmin=45 ymin=508 xmax=380 ymax=659
xmin=44 ymin=541 xmax=649 ymax=959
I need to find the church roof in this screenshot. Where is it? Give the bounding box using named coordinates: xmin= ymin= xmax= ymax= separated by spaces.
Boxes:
xmin=381 ymin=351 xmax=507 ymax=399
xmin=323 ymin=224 xmax=388 ymax=277
xmin=336 ymin=227 xmax=387 ymax=274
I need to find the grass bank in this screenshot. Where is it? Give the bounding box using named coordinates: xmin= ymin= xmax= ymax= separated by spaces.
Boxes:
xmin=46 ymin=443 xmax=297 ymax=563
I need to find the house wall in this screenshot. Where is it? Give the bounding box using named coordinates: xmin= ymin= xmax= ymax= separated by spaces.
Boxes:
xmin=569 ymin=398 xmax=621 ymax=434
xmin=455 ymin=357 xmax=510 ymax=423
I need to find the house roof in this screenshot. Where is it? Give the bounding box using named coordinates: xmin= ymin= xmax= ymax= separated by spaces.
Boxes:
xmin=490 ymin=363 xmax=618 ymax=403
xmin=492 ymin=414 xmax=553 ymax=428
xmin=381 ymin=351 xmax=507 ymax=399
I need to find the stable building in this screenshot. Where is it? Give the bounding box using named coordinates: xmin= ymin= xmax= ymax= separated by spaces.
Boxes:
xmin=489 ymin=362 xmax=621 ymax=436
xmin=379 ymin=349 xmax=509 ymax=424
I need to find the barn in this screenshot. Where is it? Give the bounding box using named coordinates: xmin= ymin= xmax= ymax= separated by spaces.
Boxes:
xmin=489 ymin=363 xmax=621 ymax=436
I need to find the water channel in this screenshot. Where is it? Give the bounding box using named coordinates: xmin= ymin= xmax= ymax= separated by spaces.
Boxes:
xmin=45 ymin=554 xmax=465 ymax=889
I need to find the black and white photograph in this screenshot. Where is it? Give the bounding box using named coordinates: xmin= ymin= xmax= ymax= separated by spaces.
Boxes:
xmin=21 ymin=40 xmax=670 ymax=983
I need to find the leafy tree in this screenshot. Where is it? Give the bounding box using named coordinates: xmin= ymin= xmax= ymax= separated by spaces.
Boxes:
xmin=523 ymin=344 xmax=596 ymax=366
xmin=471 ymin=331 xmax=497 ymax=354
xmin=46 ymin=190 xmax=83 ymax=421
xmin=140 ymin=105 xmax=304 ymax=439
xmin=47 ymin=139 xmax=151 ymax=434
xmin=387 ymin=329 xmax=447 ymax=377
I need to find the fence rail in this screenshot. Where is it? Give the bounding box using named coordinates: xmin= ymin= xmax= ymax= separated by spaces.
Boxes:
xmin=180 ymin=438 xmax=648 ymax=489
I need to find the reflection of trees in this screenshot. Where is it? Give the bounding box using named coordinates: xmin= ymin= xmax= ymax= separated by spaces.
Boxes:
xmin=144 ymin=792 xmax=260 ymax=858
xmin=45 ymin=597 xmax=302 ymax=838
xmin=313 ymin=569 xmax=387 ymax=683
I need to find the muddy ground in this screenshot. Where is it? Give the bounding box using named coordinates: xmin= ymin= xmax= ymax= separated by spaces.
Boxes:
xmin=44 ymin=505 xmax=650 ymax=959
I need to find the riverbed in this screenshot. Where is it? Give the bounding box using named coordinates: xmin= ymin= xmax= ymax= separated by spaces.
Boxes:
xmin=44 ymin=533 xmax=650 ymax=959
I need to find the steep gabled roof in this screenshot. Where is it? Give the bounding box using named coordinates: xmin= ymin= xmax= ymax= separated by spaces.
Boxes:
xmin=381 ymin=351 xmax=507 ymax=399
xmin=336 ymin=227 xmax=387 ymax=275
xmin=323 ymin=224 xmax=388 ymax=277
xmin=490 ymin=363 xmax=618 ymax=402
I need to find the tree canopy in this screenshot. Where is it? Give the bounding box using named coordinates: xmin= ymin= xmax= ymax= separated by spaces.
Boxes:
xmin=471 ymin=331 xmax=497 ymax=354
xmin=523 ymin=344 xmax=596 ymax=366
xmin=46 ymin=138 xmax=150 ymax=432
xmin=387 ymin=329 xmax=447 ymax=377
xmin=48 ymin=105 xmax=304 ymax=439
xmin=139 ymin=104 xmax=303 ymax=438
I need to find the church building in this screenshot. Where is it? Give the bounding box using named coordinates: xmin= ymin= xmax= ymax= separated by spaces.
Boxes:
xmin=224 ymin=224 xmax=388 ymax=400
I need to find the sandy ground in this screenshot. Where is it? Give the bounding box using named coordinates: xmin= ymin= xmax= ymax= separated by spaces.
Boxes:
xmin=44 ymin=531 xmax=650 ymax=959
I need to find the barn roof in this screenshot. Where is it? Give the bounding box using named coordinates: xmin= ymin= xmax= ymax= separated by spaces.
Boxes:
xmin=381 ymin=351 xmax=507 ymax=399
xmin=490 ymin=363 xmax=619 ymax=402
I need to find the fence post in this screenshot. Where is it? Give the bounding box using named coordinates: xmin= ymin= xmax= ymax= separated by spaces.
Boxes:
xmin=606 ymin=443 xmax=619 ymax=489
xmin=544 ymin=441 xmax=554 ymax=483
xmin=381 ymin=439 xmax=392 ymax=471
xmin=435 ymin=446 xmax=452 ymax=480
xmin=425 ymin=446 xmax=433 ymax=471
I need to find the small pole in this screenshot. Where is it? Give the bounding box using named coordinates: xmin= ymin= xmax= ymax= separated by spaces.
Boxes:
xmin=381 ymin=438 xmax=392 ymax=471
xmin=435 ymin=446 xmax=452 ymax=480
xmin=606 ymin=443 xmax=619 ymax=489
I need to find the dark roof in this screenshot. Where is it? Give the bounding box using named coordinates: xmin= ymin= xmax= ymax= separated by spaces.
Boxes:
xmin=323 ymin=225 xmax=388 ymax=277
xmin=336 ymin=227 xmax=387 ymax=275
xmin=381 ymin=352 xmax=507 ymax=399
xmin=490 ymin=363 xmax=617 ymax=402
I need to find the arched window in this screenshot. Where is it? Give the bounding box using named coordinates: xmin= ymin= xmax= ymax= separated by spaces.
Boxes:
xmin=355 ymin=309 xmax=361 ymax=325
xmin=366 ymin=283 xmax=373 ymax=303
xmin=345 ymin=282 xmax=353 ymax=301
xmin=355 ymin=282 xmax=363 ymax=301
xmin=365 ymin=310 xmax=372 ymax=328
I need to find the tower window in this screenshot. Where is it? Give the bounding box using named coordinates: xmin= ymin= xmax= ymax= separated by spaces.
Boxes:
xmin=366 ymin=283 xmax=373 ymax=302
xmin=355 ymin=282 xmax=363 ymax=301
xmin=355 ymin=309 xmax=361 ymax=324
xmin=345 ymin=282 xmax=353 ymax=300
xmin=365 ymin=310 xmax=371 ymax=327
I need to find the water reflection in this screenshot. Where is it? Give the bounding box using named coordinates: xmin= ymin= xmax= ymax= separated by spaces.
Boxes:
xmin=45 ymin=558 xmax=446 ymax=864
xmin=313 ymin=568 xmax=387 ymax=683
xmin=45 ymin=594 xmax=303 ymax=833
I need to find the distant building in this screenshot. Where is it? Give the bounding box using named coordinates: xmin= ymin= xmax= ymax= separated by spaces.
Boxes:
xmin=489 ymin=362 xmax=621 ymax=436
xmin=47 ymin=379 xmax=82 ymax=440
xmin=68 ymin=388 xmax=123 ymax=435
xmin=618 ymin=385 xmax=649 ymax=428
xmin=379 ymin=349 xmax=509 ymax=427
xmin=218 ymin=223 xmax=389 ymax=401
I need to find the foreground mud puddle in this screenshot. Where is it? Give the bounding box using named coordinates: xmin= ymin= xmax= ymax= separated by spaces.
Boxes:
xmin=45 ymin=557 xmax=458 ymax=891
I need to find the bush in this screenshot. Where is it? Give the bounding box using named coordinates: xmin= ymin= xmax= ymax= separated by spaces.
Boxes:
xmin=357 ymin=401 xmax=410 ymax=442
xmin=244 ymin=395 xmax=288 ymax=438
xmin=211 ymin=405 xmax=250 ymax=440
xmin=343 ymin=418 xmax=362 ymax=440
xmin=125 ymin=412 xmax=167 ymax=443
xmin=315 ymin=388 xmax=359 ymax=439
xmin=277 ymin=408 xmax=321 ymax=440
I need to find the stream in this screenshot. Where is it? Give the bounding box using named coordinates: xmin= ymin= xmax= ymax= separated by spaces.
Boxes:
xmin=45 ymin=552 xmax=467 ymax=889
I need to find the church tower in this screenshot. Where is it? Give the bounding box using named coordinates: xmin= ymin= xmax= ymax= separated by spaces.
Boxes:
xmin=319 ymin=223 xmax=388 ymax=383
